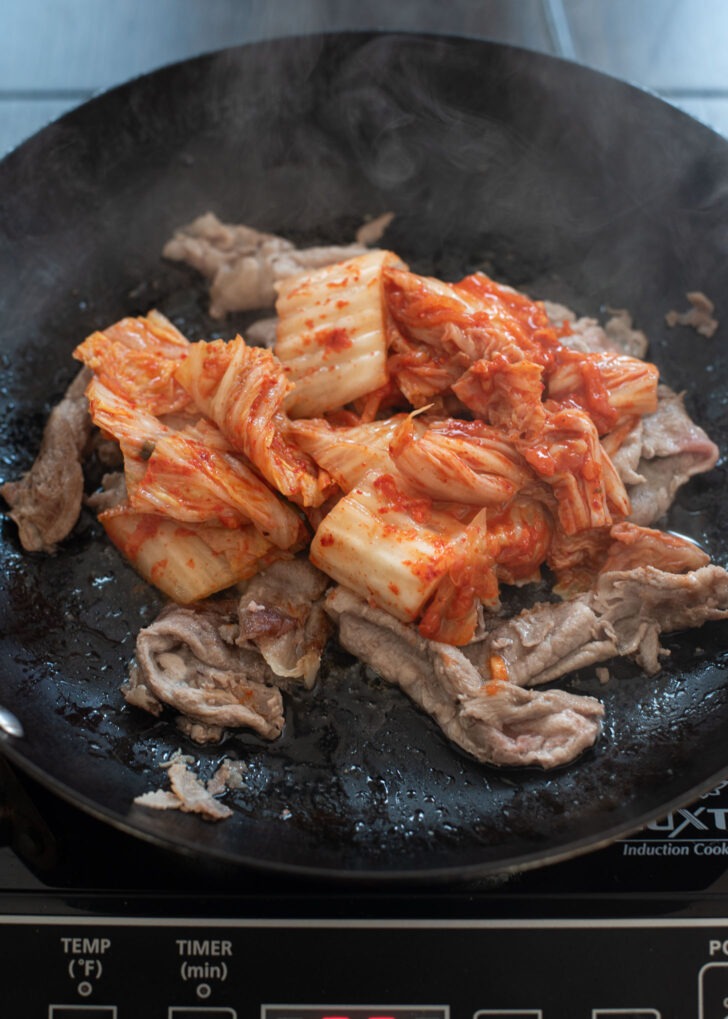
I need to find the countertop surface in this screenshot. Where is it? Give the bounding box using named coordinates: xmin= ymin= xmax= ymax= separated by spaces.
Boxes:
xmin=3 ymin=0 xmax=728 ymax=156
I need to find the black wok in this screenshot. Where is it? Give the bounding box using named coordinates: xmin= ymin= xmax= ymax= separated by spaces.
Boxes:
xmin=0 ymin=32 xmax=727 ymax=882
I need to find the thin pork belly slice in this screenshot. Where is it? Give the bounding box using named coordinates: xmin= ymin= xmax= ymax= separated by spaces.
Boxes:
xmin=162 ymin=212 xmax=367 ymax=318
xmin=665 ymin=291 xmax=719 ymax=338
xmin=165 ymin=758 xmax=233 ymax=821
xmin=590 ymin=563 xmax=728 ymax=673
xmin=134 ymin=755 xmax=235 ymax=821
xmin=543 ymin=303 xmax=649 ymax=359
xmin=237 ymin=558 xmax=331 ymax=688
xmin=1 ymin=367 xmax=91 ymax=552
xmin=471 ymin=600 xmax=619 ymax=688
xmin=325 ymin=586 xmax=603 ymax=769
xmin=124 ymin=604 xmax=284 ymax=743
xmin=468 ymin=562 xmax=728 ymax=686
xmin=626 ymin=386 xmax=719 ymax=525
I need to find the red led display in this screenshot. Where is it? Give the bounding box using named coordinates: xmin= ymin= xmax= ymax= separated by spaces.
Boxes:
xmin=264 ymin=1009 xmax=446 ymax=1019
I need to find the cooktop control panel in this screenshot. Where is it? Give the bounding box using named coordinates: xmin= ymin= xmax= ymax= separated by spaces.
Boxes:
xmin=4 ymin=916 xmax=728 ymax=1018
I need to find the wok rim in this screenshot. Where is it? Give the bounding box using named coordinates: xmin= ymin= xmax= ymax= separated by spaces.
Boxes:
xmin=1 ymin=30 xmax=727 ymax=884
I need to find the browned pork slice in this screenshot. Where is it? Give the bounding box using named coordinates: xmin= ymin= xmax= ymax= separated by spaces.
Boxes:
xmin=355 ymin=211 xmax=395 ymax=246
xmin=163 ymin=212 xmax=367 ymax=318
xmin=544 ymin=303 xmax=649 ymax=358
xmin=626 ymin=385 xmax=720 ymax=525
xmin=124 ymin=604 xmax=284 ymax=743
xmin=134 ymin=754 xmax=235 ymax=821
xmin=665 ymin=291 xmax=719 ymax=337
xmin=1 ymin=366 xmax=91 ymax=552
xmin=467 ymin=562 xmax=728 ymax=686
xmin=470 ymin=600 xmax=619 ymax=688
xmin=325 ymin=586 xmax=604 ymax=769
xmin=593 ymin=563 xmax=728 ymax=666
xmin=134 ymin=789 xmax=184 ymax=811
xmin=245 ymin=315 xmax=279 ymax=349
xmin=205 ymin=757 xmax=247 ymax=796
xmin=237 ymin=558 xmax=331 ymax=688
xmin=609 ymin=417 xmax=645 ymax=486
xmin=165 ymin=758 xmax=233 ymax=820
xmin=85 ymin=470 xmax=127 ymax=512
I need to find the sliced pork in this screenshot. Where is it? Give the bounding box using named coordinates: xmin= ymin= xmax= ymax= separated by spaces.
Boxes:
xmin=245 ymin=315 xmax=279 ymax=349
xmin=133 ymin=753 xmax=243 ymax=821
xmin=609 ymin=417 xmax=645 ymax=486
xmin=665 ymin=291 xmax=719 ymax=338
xmin=1 ymin=367 xmax=91 ymax=552
xmin=467 ymin=561 xmax=728 ymax=685
xmin=205 ymin=757 xmax=247 ymax=796
xmin=544 ymin=303 xmax=649 ymax=358
xmin=593 ymin=563 xmax=728 ymax=668
xmin=165 ymin=758 xmax=233 ymax=820
xmin=237 ymin=558 xmax=331 ymax=688
xmin=325 ymin=586 xmax=604 ymax=769
xmin=469 ymin=599 xmax=618 ymax=687
xmin=626 ymin=385 xmax=719 ymax=525
xmin=85 ymin=471 xmax=127 ymax=513
xmin=124 ymin=604 xmax=285 ymax=743
xmin=163 ymin=212 xmax=367 ymax=318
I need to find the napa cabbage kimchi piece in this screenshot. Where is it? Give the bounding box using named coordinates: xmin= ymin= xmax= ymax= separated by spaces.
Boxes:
xmin=274 ymin=249 xmax=406 ymax=417
xmin=74 ymin=310 xmax=192 ymax=415
xmin=175 ymin=336 xmax=333 ymax=509
xmin=76 ymin=322 xmax=310 ymax=603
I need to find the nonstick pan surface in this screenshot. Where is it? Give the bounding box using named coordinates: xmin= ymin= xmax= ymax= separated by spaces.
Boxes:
xmin=0 ymin=33 xmax=727 ymax=882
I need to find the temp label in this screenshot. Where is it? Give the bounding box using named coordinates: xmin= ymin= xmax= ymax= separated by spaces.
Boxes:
xmin=59 ymin=935 xmax=112 ymax=999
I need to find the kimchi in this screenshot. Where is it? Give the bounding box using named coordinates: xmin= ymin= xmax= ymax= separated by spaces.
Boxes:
xmin=72 ymin=250 xmax=674 ymax=643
